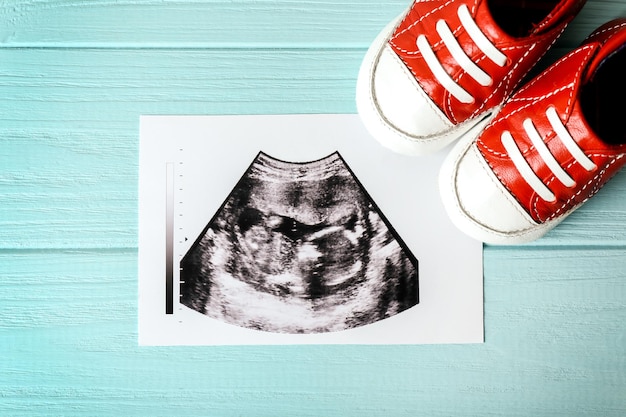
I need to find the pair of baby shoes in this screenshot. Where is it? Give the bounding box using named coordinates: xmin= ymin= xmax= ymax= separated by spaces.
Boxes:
xmin=356 ymin=0 xmax=626 ymax=244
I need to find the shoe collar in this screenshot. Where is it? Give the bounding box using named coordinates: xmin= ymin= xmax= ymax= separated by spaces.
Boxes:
xmin=531 ymin=0 xmax=588 ymax=35
xmin=582 ymin=18 xmax=626 ymax=83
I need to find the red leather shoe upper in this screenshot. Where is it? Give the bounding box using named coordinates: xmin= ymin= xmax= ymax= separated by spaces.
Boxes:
xmin=389 ymin=0 xmax=586 ymax=124
xmin=476 ymin=19 xmax=626 ymax=223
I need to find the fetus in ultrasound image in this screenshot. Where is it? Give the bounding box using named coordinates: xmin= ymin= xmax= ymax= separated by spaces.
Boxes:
xmin=180 ymin=151 xmax=418 ymax=333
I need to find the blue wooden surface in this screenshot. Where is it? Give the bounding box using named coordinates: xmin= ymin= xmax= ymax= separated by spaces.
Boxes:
xmin=1 ymin=1 xmax=625 ymax=415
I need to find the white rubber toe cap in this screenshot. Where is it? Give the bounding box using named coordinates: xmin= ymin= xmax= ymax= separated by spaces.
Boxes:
xmin=454 ymin=143 xmax=537 ymax=233
xmin=356 ymin=16 xmax=488 ymax=155
xmin=372 ymin=45 xmax=453 ymax=141
xmin=440 ymin=132 xmax=554 ymax=245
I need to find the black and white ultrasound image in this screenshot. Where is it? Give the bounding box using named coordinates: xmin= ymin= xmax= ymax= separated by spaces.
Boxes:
xmin=180 ymin=151 xmax=418 ymax=333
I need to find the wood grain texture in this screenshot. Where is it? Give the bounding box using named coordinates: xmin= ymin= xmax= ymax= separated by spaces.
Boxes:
xmin=1 ymin=0 xmax=625 ymax=415
xmin=0 ymin=0 xmax=623 ymax=48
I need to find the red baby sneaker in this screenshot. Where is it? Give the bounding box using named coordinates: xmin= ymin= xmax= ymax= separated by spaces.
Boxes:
xmin=440 ymin=19 xmax=626 ymax=244
xmin=356 ymin=0 xmax=587 ymax=155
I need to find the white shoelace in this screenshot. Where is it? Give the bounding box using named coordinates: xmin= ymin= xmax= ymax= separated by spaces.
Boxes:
xmin=416 ymin=4 xmax=507 ymax=104
xmin=501 ymin=107 xmax=597 ymax=202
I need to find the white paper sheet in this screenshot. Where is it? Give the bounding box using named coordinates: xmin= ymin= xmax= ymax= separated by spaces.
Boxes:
xmin=138 ymin=114 xmax=483 ymax=345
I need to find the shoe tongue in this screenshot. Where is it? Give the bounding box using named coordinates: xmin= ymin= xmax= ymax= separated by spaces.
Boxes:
xmin=583 ymin=20 xmax=626 ymax=83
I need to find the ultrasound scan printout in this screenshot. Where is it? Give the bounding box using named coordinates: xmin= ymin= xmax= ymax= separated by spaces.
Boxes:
xmin=138 ymin=114 xmax=483 ymax=345
xmin=180 ymin=151 xmax=418 ymax=334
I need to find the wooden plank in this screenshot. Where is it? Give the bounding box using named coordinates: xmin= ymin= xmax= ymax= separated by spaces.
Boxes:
xmin=0 ymin=0 xmax=408 ymax=48
xmin=0 ymin=48 xmax=360 ymax=119
xmin=0 ymin=247 xmax=624 ymax=416
xmin=0 ymin=1 xmax=622 ymax=48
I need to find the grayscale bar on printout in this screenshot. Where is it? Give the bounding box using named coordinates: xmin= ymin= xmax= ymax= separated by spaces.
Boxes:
xmin=165 ymin=162 xmax=174 ymax=314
